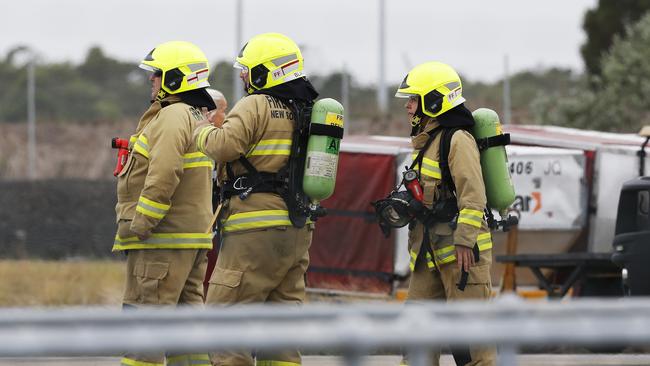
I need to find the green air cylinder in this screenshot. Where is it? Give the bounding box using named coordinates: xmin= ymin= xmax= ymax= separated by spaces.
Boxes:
xmin=303 ymin=98 xmax=345 ymax=202
xmin=472 ymin=108 xmax=516 ymax=215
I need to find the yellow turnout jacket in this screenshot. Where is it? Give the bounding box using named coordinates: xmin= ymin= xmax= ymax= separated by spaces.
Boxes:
xmin=408 ymin=118 xmax=493 ymax=271
xmin=113 ymin=96 xmax=214 ymax=251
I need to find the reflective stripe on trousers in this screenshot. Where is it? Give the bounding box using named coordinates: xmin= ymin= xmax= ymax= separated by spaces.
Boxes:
xmin=256 ymin=360 xmax=301 ymax=366
xmin=436 ymin=232 xmax=493 ymax=265
xmin=166 ymin=353 xmax=211 ymax=366
xmin=120 ymin=357 xmax=163 ymax=366
xmin=409 ymin=232 xmax=493 ymax=270
xmin=223 ymin=209 xmax=292 ymax=232
xmin=409 ymin=249 xmax=436 ymax=271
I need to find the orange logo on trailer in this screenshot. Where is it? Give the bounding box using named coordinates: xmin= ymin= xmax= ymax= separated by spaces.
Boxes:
xmin=513 ymin=192 xmax=541 ymax=214
xmin=531 ymin=192 xmax=541 ymax=213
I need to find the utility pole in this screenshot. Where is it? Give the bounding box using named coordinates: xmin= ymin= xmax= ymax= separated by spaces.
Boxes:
xmin=232 ymin=0 xmax=244 ymax=102
xmin=341 ymin=64 xmax=350 ymax=131
xmin=27 ymin=57 xmax=36 ymax=179
xmin=503 ymin=54 xmax=512 ymax=125
xmin=377 ymin=0 xmax=388 ymax=120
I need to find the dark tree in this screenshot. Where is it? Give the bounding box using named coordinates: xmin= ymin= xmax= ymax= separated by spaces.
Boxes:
xmin=580 ymin=0 xmax=650 ymax=77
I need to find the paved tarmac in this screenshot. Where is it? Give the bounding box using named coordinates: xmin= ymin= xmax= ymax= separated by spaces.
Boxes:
xmin=1 ymin=355 xmax=650 ymax=366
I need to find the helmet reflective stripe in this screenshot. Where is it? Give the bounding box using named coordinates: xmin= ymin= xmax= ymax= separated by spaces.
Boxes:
xmin=186 ymin=69 xmax=209 ymax=85
xmin=445 ymin=81 xmax=460 ymax=90
xmin=187 ymin=62 xmax=208 ymax=72
xmin=272 ymin=54 xmax=298 ymax=67
xmin=271 ymin=58 xmax=300 ymax=80
xmin=186 ymin=62 xmax=209 ymax=85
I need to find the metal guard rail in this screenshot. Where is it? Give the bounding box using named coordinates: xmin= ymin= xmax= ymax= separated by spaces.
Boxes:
xmin=2 ymin=296 xmax=650 ymax=366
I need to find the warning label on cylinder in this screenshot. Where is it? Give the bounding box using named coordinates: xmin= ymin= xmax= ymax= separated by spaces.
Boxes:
xmin=305 ymin=152 xmax=337 ymax=178
xmin=325 ymin=112 xmax=344 ymax=127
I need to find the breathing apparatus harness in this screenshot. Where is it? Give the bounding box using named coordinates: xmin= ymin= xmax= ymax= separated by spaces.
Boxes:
xmin=218 ymin=79 xmax=326 ymax=228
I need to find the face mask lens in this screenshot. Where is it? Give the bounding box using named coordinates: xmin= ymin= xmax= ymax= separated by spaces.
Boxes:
xmin=379 ymin=201 xmax=411 ymax=227
xmin=383 ymin=206 xmax=401 ymax=223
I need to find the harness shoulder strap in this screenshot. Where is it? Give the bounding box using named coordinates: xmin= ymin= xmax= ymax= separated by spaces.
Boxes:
xmin=284 ymin=99 xmax=314 ymax=228
xmin=438 ymin=128 xmax=456 ymax=193
xmin=439 ymin=127 xmax=473 ymax=194
xmin=409 ymin=126 xmax=443 ymax=174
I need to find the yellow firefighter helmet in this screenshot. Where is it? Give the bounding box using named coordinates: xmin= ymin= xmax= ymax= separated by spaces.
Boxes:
xmin=395 ymin=61 xmax=465 ymax=118
xmin=139 ymin=41 xmax=211 ymax=98
xmin=234 ymin=33 xmax=304 ymax=94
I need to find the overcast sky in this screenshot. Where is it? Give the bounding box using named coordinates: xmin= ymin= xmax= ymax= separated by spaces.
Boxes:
xmin=2 ymin=0 xmax=597 ymax=84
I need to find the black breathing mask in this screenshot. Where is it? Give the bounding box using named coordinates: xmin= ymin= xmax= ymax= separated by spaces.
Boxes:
xmin=372 ymin=190 xmax=424 ymax=238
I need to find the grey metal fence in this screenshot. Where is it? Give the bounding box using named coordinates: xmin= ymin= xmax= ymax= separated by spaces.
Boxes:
xmin=2 ymin=295 xmax=650 ymax=366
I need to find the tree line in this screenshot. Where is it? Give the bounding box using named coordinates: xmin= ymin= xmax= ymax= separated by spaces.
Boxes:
xmin=1 ymin=0 xmax=648 ymax=133
xmin=0 ymin=46 xmax=580 ymax=128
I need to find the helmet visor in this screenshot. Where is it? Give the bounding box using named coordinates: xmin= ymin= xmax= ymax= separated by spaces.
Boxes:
xmin=139 ymin=63 xmax=161 ymax=76
xmin=233 ymin=61 xmax=248 ymax=72
xmin=395 ymin=75 xmax=413 ymax=98
xmin=395 ymin=91 xmax=416 ymax=98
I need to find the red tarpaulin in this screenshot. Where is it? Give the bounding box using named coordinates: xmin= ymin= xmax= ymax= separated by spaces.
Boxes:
xmin=307 ymin=152 xmax=397 ymax=293
xmin=204 ymin=151 xmax=398 ymax=295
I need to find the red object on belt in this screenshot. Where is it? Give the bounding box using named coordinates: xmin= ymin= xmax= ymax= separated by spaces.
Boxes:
xmin=403 ymin=169 xmax=424 ymax=202
xmin=112 ymin=137 xmax=130 ymax=177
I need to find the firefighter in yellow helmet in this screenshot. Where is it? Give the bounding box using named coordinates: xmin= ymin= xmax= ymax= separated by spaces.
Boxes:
xmin=113 ymin=41 xmax=215 ymax=366
xmin=194 ymin=33 xmax=318 ymax=366
xmin=395 ymin=62 xmax=496 ymax=366
xmin=206 ymin=88 xmax=228 ymax=127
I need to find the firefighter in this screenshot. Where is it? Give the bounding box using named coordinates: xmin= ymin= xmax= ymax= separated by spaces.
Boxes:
xmin=194 ymin=32 xmax=318 ymax=366
xmin=206 ymin=88 xmax=228 ymax=127
xmin=396 ymin=62 xmax=496 ymax=366
xmin=113 ymin=41 xmax=215 ymax=366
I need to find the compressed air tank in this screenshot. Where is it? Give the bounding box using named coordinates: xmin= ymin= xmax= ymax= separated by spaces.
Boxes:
xmin=472 ymin=108 xmax=516 ymax=214
xmin=303 ymin=98 xmax=344 ymax=201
